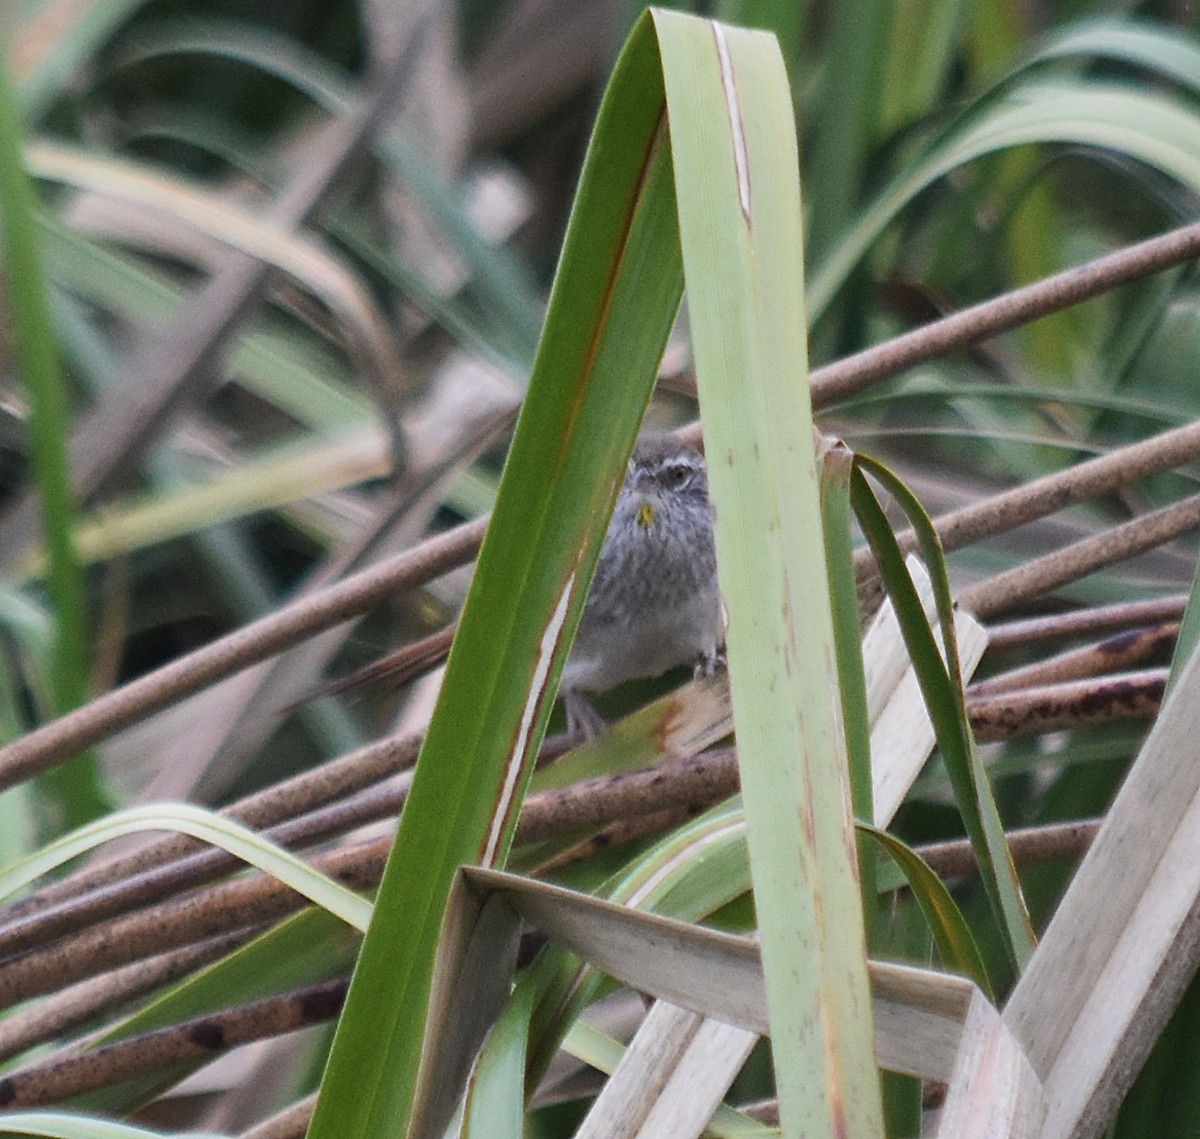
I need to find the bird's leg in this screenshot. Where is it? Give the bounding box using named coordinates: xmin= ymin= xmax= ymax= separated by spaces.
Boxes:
xmin=563 ymin=688 xmax=609 ymax=741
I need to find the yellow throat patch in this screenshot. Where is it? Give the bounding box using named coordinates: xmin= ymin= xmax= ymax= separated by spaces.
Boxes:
xmin=636 ymin=501 xmax=655 ymax=528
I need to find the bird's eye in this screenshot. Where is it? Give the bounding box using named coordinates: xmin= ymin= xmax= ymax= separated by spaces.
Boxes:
xmin=661 ymin=462 xmax=692 ymax=488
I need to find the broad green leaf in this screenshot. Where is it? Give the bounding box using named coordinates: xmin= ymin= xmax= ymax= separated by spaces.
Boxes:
xmin=307 ymin=13 xmax=684 ymax=1135
xmin=657 ymin=10 xmax=883 ymax=1136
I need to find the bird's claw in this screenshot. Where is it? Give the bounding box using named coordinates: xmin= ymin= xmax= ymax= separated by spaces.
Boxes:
xmin=693 ymin=648 xmax=727 ymax=680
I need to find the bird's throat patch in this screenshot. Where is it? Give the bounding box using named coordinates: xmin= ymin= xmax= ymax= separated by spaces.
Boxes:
xmin=636 ymin=501 xmax=655 ymax=528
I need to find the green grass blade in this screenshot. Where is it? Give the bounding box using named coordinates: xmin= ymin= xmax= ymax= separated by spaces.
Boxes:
xmin=72 ymin=909 xmax=357 ymax=1113
xmin=42 ymin=223 xmax=374 ymax=434
xmin=1022 ymin=18 xmax=1200 ymax=90
xmin=0 ymin=1111 xmax=227 ymax=1139
xmin=858 ymin=822 xmax=993 ymax=998
xmin=523 ymin=800 xmax=753 ymax=1089
xmin=306 ymin=15 xmax=685 ymax=1136
xmin=656 ymin=11 xmax=883 ymax=1137
xmin=810 ymin=78 xmax=1200 ymax=320
xmin=802 ymin=0 xmax=892 ymax=262
xmin=106 ymin=18 xmax=542 ymax=363
xmin=880 ymin=0 xmax=973 ymax=132
xmin=851 ymin=454 xmax=1035 ymax=974
xmin=459 ymin=973 xmax=532 ymax=1139
xmin=1168 ymin=554 xmax=1200 ymax=697
xmin=15 ymin=0 xmax=149 ymax=124
xmin=821 ymin=439 xmax=881 ymax=948
xmin=0 ymin=803 xmax=372 ymax=928
xmin=0 ymin=40 xmax=106 ymax=828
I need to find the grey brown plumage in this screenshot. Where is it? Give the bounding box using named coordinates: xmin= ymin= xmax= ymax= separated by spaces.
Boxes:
xmin=561 ymin=432 xmax=723 ymax=736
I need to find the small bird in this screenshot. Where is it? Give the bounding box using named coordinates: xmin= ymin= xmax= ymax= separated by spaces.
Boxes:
xmin=560 ymin=431 xmax=724 ymax=738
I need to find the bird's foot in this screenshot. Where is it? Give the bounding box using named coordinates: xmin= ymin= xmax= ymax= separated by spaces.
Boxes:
xmin=563 ymin=688 xmax=609 ymax=741
xmin=693 ymin=648 xmax=727 ymax=680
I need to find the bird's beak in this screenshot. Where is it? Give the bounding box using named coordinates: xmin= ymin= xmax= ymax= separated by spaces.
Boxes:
xmin=630 ymin=466 xmax=655 ymax=489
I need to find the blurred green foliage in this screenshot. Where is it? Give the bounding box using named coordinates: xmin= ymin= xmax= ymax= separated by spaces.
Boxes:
xmin=3 ymin=0 xmax=1200 ymax=1134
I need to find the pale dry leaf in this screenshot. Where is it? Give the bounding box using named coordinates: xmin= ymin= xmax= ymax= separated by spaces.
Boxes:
xmin=1003 ymin=638 xmax=1200 ymax=1139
